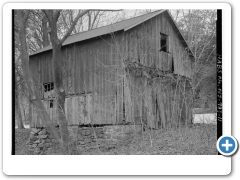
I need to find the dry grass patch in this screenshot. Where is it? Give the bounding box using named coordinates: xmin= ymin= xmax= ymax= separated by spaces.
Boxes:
xmin=15 ymin=124 xmax=217 ymax=155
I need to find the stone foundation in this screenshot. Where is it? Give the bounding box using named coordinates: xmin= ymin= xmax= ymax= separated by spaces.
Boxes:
xmin=27 ymin=128 xmax=55 ymax=155
xmin=27 ymin=125 xmax=142 ymax=154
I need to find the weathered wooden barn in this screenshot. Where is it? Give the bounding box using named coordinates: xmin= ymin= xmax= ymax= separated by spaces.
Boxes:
xmin=29 ymin=10 xmax=194 ymax=129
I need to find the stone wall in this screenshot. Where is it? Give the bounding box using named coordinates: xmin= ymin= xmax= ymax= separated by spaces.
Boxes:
xmin=27 ymin=125 xmax=142 ymax=155
xmin=27 ymin=128 xmax=56 ymax=155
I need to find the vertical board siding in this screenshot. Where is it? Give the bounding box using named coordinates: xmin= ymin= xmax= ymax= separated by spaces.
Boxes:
xmin=62 ymin=47 xmax=68 ymax=95
xmin=29 ymin=11 xmax=193 ymax=127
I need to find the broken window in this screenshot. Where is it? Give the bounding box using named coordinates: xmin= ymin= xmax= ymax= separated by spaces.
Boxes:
xmin=43 ymin=82 xmax=54 ymax=98
xmin=43 ymin=82 xmax=54 ymax=92
xmin=160 ymin=32 xmax=169 ymax=53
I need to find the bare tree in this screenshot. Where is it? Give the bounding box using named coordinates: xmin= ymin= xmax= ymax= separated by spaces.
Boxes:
xmin=16 ymin=10 xmax=61 ymax=144
xmin=42 ymin=9 xmax=91 ymax=152
xmin=171 ymin=9 xmax=217 ymax=110
xmin=15 ymin=70 xmax=24 ymax=129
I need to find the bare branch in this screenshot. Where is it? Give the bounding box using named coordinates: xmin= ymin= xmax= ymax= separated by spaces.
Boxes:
xmin=54 ymin=10 xmax=61 ymax=21
xmin=60 ymin=9 xmax=123 ymax=44
xmin=23 ymin=10 xmax=30 ymax=22
xmin=92 ymin=9 xmax=123 ymax=12
xmin=60 ymin=9 xmax=90 ymax=44
xmin=42 ymin=10 xmax=53 ymax=26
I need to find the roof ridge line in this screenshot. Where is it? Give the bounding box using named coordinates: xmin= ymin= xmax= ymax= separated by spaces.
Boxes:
xmin=67 ymin=10 xmax=161 ymax=38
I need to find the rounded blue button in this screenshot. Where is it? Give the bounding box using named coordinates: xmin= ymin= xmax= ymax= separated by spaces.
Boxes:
xmin=217 ymin=135 xmax=238 ymax=156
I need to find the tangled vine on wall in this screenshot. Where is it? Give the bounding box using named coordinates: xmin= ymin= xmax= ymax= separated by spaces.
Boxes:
xmin=123 ymin=58 xmax=192 ymax=86
xmin=124 ymin=58 xmax=173 ymax=79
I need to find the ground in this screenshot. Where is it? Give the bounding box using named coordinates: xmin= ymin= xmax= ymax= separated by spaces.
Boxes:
xmin=15 ymin=124 xmax=217 ymax=155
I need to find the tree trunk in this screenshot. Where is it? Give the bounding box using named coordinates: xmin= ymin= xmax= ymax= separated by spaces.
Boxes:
xmin=52 ymin=43 xmax=69 ymax=153
xmin=43 ymin=9 xmax=94 ymax=154
xmin=17 ymin=10 xmax=61 ymax=144
xmin=22 ymin=104 xmax=27 ymax=125
xmin=15 ymin=70 xmax=24 ymax=129
xmin=16 ymin=103 xmax=24 ymax=129
xmin=42 ymin=15 xmax=50 ymax=47
xmin=15 ymin=91 xmax=24 ymax=128
xmin=28 ymin=96 xmax=33 ymax=127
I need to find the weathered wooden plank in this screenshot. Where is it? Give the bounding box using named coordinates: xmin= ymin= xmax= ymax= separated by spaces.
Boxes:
xmin=135 ymin=76 xmax=141 ymax=121
xmin=143 ymin=24 xmax=147 ymax=66
xmin=94 ymin=47 xmax=101 ymax=124
xmin=143 ymin=82 xmax=155 ymax=128
xmin=67 ymin=97 xmax=72 ymax=125
xmin=71 ymin=96 xmax=77 ymax=125
xmin=43 ymin=54 xmax=47 ymax=83
xmin=72 ymin=45 xmax=76 ymax=94
xmin=172 ymin=82 xmax=181 ymax=126
xmin=95 ymin=39 xmax=102 ymax=124
xmin=107 ymin=43 xmax=113 ymax=124
xmin=68 ymin=47 xmax=73 ymax=94
xmin=49 ymin=102 xmax=53 ymax=122
xmin=85 ymin=94 xmax=92 ymax=124
xmin=150 ymin=18 xmax=154 ymax=66
xmin=79 ymin=46 xmax=83 ymax=94
xmin=151 ymin=80 xmax=157 ymax=128
xmin=94 ymin=40 xmax=99 ymax=124
xmin=147 ymin=21 xmax=151 ymax=67
xmin=65 ymin=47 xmax=70 ymax=94
xmin=109 ymin=40 xmax=115 ymax=124
xmin=133 ymin=28 xmax=137 ymax=63
xmin=89 ymin=41 xmax=93 ymax=94
xmin=75 ymin=44 xmax=79 ymax=94
xmin=163 ymin=12 xmax=167 ymax=35
xmin=75 ymin=96 xmax=80 ymax=124
xmin=69 ymin=46 xmax=74 ymax=94
xmin=79 ymin=96 xmax=85 ymax=124
xmin=64 ymin=96 xmax=68 ymax=124
xmin=100 ymin=41 xmax=104 ymax=124
xmin=166 ymin=82 xmax=172 ymax=126
xmin=156 ymin=81 xmax=166 ymax=128
xmin=103 ymin=44 xmax=108 ymax=124
xmin=36 ymin=58 xmax=42 ymax=98
xmin=62 ymin=47 xmax=67 ymax=95
xmin=90 ymin=40 xmax=95 ymax=124
xmin=46 ymin=53 xmax=53 ymax=82
xmin=129 ymin=29 xmax=134 ymax=63
xmin=111 ymin=38 xmax=117 ymax=124
xmin=83 ymin=44 xmax=87 ymax=94
xmin=52 ymin=99 xmax=57 ymax=125
xmin=41 ymin=55 xmax=45 ymax=84
xmin=44 ymin=52 xmax=50 ymax=83
xmin=86 ymin=43 xmax=90 ymax=93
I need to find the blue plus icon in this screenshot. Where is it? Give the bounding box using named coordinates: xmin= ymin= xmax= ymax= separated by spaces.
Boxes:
xmin=217 ymin=136 xmax=238 ymax=156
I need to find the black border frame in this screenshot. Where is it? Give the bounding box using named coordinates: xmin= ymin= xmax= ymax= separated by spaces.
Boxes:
xmin=216 ymin=9 xmax=223 ymax=155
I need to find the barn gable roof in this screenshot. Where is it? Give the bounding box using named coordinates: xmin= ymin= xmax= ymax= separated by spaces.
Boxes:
xmin=30 ymin=9 xmax=194 ymax=57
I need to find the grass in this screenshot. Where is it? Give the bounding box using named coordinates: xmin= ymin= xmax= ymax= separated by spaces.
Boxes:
xmin=15 ymin=124 xmax=217 ymax=155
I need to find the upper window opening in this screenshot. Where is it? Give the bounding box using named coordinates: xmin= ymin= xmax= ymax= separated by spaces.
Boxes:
xmin=160 ymin=32 xmax=168 ymax=53
xmin=43 ymin=82 xmax=54 ymax=92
